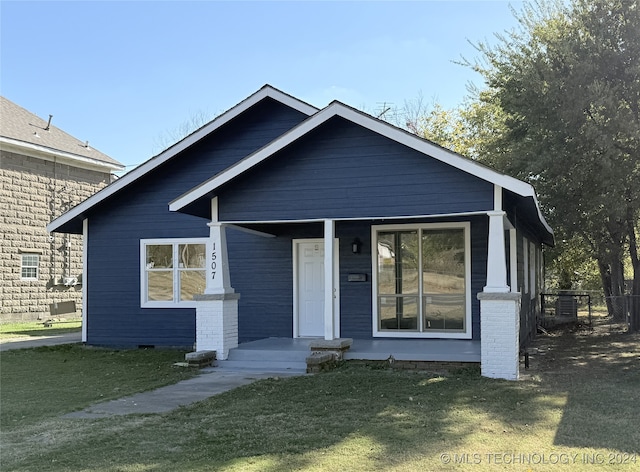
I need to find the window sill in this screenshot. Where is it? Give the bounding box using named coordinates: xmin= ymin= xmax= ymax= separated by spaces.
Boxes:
xmin=373 ymin=330 xmax=472 ymax=340
xmin=141 ymin=302 xmax=198 ymax=309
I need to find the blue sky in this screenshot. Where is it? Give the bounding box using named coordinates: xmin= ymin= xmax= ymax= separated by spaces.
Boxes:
xmin=1 ymin=1 xmax=523 ymax=172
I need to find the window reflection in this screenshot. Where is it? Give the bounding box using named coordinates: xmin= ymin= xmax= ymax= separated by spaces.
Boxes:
xmin=377 ymin=227 xmax=466 ymax=333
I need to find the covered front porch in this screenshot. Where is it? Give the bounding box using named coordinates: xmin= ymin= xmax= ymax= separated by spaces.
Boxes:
xmin=189 ymin=191 xmax=527 ymax=380
xmin=215 ymin=337 xmax=481 ymax=373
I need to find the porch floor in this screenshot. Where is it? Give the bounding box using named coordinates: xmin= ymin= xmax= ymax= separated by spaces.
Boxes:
xmin=232 ymin=337 xmax=480 ymax=363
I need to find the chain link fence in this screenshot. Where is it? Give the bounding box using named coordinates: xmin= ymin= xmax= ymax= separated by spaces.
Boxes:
xmin=606 ymin=295 xmax=640 ymax=332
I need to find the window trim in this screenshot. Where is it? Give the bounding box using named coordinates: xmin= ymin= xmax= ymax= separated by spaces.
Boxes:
xmin=530 ymin=241 xmax=537 ymax=300
xmin=371 ymin=222 xmax=472 ymax=339
xmin=523 ymin=237 xmax=529 ymax=294
xmin=140 ymin=238 xmax=207 ymax=308
xmin=20 ymin=253 xmax=39 ymax=280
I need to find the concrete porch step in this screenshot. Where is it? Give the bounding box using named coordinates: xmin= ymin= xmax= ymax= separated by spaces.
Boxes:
xmin=226 ymin=348 xmax=308 ymax=362
xmin=209 ymin=338 xmax=312 ymax=373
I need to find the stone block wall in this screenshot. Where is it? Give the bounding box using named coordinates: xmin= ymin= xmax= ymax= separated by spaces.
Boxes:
xmin=1 ymin=150 xmax=113 ymax=321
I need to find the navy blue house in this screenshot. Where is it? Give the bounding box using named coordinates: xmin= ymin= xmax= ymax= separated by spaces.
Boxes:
xmin=49 ymin=86 xmax=553 ymax=380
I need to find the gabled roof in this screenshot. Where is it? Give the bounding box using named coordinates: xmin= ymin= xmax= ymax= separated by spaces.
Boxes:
xmin=169 ymin=100 xmax=553 ymax=241
xmin=0 ymin=96 xmax=123 ymax=171
xmin=47 ymin=85 xmax=318 ymax=234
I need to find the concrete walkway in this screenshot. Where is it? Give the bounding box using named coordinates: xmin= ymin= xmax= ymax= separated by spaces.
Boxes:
xmin=2 ymin=332 xmax=305 ymax=418
xmin=0 ymin=331 xmax=82 ymax=351
xmin=64 ymin=368 xmax=303 ymax=419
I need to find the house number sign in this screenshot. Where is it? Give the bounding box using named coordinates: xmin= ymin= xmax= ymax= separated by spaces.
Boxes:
xmin=211 ymin=242 xmax=217 ymax=280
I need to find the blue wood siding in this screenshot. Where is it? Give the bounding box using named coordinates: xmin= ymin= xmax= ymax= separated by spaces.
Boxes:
xmin=470 ymin=216 xmax=488 ymax=340
xmin=222 ymin=217 xmax=487 ymax=343
xmin=337 ymin=221 xmax=374 ymax=338
xmin=337 ymin=217 xmax=486 ymax=340
xmin=218 ymin=117 xmax=494 ymax=221
xmin=229 ymin=225 xmax=321 ymax=343
xmin=85 ymin=100 xmax=309 ymax=347
xmin=85 ymin=102 xmax=496 ymax=347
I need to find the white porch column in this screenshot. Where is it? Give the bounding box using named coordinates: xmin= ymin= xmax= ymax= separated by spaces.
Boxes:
xmin=479 ymin=209 xmax=520 ymax=380
xmin=484 ymin=211 xmax=510 ymax=293
xmin=324 ymin=219 xmax=336 ymax=340
xmin=193 ymin=198 xmax=239 ymax=360
xmin=205 ymin=222 xmax=234 ymax=295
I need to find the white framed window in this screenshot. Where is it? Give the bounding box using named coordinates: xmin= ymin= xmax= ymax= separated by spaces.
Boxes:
xmin=21 ymin=253 xmax=39 ymax=280
xmin=372 ymin=222 xmax=472 ymax=339
xmin=140 ymin=238 xmax=207 ymax=308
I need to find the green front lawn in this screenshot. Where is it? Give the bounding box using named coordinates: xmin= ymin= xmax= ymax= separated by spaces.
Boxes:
xmin=1 ymin=326 xmax=638 ymax=471
xmin=0 ymin=320 xmax=82 ymax=339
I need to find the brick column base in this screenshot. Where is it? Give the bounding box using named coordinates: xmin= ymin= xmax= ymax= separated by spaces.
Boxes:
xmin=478 ymin=292 xmax=521 ymax=380
xmin=193 ymin=292 xmax=240 ymax=360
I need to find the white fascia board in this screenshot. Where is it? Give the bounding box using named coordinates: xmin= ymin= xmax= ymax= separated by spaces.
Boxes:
xmin=171 ymin=102 xmax=544 ymax=214
xmin=207 ymin=210 xmax=490 ymax=226
xmin=529 ymin=193 xmax=554 ymax=237
xmin=170 ymin=104 xmax=340 ymax=211
xmin=0 ymin=137 xmax=124 ymax=173
xmin=47 ymin=85 xmax=318 ymax=233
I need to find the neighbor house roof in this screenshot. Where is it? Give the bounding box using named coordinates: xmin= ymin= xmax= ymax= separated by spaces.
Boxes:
xmin=0 ymin=96 xmax=124 ymax=172
xmin=47 ymin=85 xmax=318 ymax=234
xmin=169 ymin=99 xmax=554 ymax=243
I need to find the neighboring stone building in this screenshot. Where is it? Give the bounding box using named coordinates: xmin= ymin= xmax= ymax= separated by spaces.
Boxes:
xmin=1 ymin=97 xmax=124 ymax=321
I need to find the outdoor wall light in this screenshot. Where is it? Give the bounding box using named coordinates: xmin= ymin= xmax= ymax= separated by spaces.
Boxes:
xmin=351 ymin=237 xmax=362 ymax=254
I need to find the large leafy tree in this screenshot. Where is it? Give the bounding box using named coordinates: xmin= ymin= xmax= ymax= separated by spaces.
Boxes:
xmin=462 ymin=0 xmax=640 ymax=317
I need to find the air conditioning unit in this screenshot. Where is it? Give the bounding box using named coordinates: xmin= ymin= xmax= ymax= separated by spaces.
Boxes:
xmin=63 ymin=277 xmax=78 ymax=287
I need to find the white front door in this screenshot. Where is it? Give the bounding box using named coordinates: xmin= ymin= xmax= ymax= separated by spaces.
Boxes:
xmin=294 ymin=239 xmax=339 ymax=337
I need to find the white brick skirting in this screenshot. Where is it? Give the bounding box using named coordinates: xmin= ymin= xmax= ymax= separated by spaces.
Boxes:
xmin=478 ymin=292 xmax=521 ymax=380
xmin=194 ymin=293 xmax=240 ymax=360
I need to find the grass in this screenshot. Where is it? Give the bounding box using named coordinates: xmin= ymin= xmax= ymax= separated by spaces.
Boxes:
xmin=0 ymin=345 xmax=196 ymax=429
xmin=1 ymin=324 xmax=639 ymax=471
xmin=0 ymin=320 xmax=82 ymax=339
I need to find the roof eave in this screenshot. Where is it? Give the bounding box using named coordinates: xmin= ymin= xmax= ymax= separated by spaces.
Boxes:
xmin=47 ymin=85 xmax=318 ymax=234
xmin=170 ymin=102 xmax=546 ymax=215
xmin=169 ymin=101 xmax=554 ymax=243
xmin=0 ymin=137 xmax=124 ymax=173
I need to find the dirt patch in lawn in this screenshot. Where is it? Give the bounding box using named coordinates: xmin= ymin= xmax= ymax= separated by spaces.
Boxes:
xmin=525 ymin=318 xmax=639 ymax=377
xmin=523 ymin=317 xmax=640 ymax=454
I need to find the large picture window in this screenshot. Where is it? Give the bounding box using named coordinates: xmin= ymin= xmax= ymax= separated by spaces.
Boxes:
xmin=141 ymin=239 xmax=207 ymax=307
xmin=373 ymin=223 xmax=471 ymax=339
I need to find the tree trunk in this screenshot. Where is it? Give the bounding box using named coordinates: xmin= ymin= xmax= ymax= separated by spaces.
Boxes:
xmin=611 ymin=255 xmax=626 ymax=320
xmin=627 ymin=215 xmax=640 ymax=331
xmin=598 ymin=251 xmax=626 ymax=318
xmin=598 ymin=259 xmax=615 ymax=316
